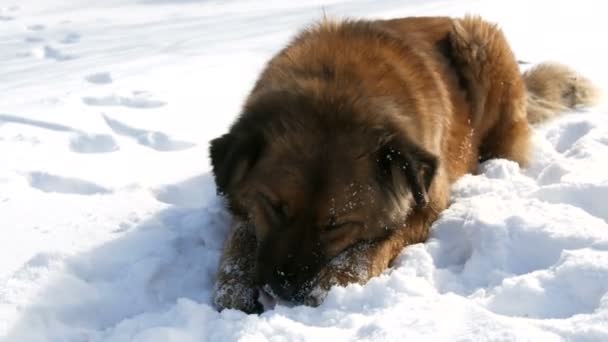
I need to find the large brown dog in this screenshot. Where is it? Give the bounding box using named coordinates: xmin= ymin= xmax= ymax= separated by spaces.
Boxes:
xmin=209 ymin=16 xmax=598 ymax=313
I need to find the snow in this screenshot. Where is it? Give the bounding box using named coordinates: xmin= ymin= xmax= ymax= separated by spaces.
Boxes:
xmin=0 ymin=0 xmax=607 ymax=341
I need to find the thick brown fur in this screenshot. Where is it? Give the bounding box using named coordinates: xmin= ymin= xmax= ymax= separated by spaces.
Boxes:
xmin=209 ymin=15 xmax=598 ymax=313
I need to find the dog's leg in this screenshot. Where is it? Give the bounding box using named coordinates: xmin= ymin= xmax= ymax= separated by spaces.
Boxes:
xmin=479 ymin=103 xmax=532 ymax=166
xmin=212 ymin=220 xmax=262 ymax=313
xmin=304 ymin=213 xmax=429 ymax=305
xmin=449 ymin=16 xmax=532 ymax=166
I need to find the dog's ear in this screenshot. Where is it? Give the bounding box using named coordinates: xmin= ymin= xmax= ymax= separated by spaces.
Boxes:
xmin=209 ymin=131 xmax=264 ymax=195
xmin=377 ymin=137 xmax=438 ymax=208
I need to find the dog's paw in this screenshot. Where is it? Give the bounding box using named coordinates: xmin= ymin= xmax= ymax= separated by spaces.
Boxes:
xmin=213 ymin=280 xmax=262 ymax=314
xmin=301 ymin=243 xmax=375 ymax=306
xmin=301 ymin=284 xmax=331 ymax=307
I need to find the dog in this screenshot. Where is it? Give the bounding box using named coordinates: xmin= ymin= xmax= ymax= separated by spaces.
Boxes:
xmin=209 ymin=16 xmax=598 ymax=313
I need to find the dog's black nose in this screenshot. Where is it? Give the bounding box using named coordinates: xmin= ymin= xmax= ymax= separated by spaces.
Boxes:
xmin=256 ymin=251 xmax=320 ymax=304
xmin=268 ymin=269 xmax=299 ymax=301
xmin=255 ymin=262 xmax=297 ymax=300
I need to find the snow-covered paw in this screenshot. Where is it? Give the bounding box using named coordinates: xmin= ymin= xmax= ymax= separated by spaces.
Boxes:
xmin=301 ymin=284 xmax=330 ymax=307
xmin=300 ymin=244 xmax=375 ymax=306
xmin=212 ymin=281 xmax=262 ymax=314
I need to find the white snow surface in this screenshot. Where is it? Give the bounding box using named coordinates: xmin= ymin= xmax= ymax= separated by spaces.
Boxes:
xmin=1 ymin=0 xmax=608 ymax=341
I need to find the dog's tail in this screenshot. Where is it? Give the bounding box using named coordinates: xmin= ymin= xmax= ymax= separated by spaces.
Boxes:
xmin=523 ymin=62 xmax=600 ymax=124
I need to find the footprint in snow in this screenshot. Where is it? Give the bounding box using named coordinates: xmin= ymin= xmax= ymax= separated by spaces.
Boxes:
xmin=69 ymin=133 xmax=119 ymax=154
xmin=26 ymin=24 xmax=45 ymax=31
xmin=0 ymin=114 xmax=119 ymax=154
xmin=85 ymin=72 xmax=113 ymax=85
xmin=31 ymin=45 xmax=75 ymax=61
xmin=83 ymin=92 xmax=166 ymax=109
xmin=60 ymin=32 xmax=80 ymax=44
xmin=0 ymin=6 xmax=16 ymax=20
xmin=26 ymin=172 xmax=112 ymax=195
xmin=24 ymin=36 xmax=45 ymax=43
xmin=102 ymin=114 xmax=196 ymax=152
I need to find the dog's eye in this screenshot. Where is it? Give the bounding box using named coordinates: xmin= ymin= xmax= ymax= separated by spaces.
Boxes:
xmin=323 ymin=221 xmax=360 ymax=232
xmin=258 ymin=192 xmax=288 ymax=222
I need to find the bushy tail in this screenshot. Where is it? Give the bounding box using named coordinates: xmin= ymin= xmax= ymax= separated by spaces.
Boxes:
xmin=523 ymin=62 xmax=600 ymax=124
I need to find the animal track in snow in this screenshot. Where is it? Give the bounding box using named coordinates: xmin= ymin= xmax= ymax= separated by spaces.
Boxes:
xmin=0 ymin=7 xmax=16 ymax=21
xmin=0 ymin=114 xmax=119 ymax=154
xmin=26 ymin=24 xmax=45 ymax=31
xmin=69 ymin=133 xmax=119 ymax=153
xmin=1 ymin=5 xmax=18 ymax=16
xmin=0 ymin=114 xmax=75 ymax=132
xmin=83 ymin=92 xmax=166 ymax=109
xmin=31 ymin=45 xmax=75 ymax=61
xmin=102 ymin=114 xmax=195 ymax=152
xmin=60 ymin=32 xmax=80 ymax=44
xmin=85 ymin=72 xmax=113 ymax=85
xmin=24 ymin=36 xmax=45 ymax=43
xmin=27 ymin=172 xmax=111 ymax=195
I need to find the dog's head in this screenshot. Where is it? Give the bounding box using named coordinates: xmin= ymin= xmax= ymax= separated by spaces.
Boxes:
xmin=210 ymin=89 xmax=437 ymax=303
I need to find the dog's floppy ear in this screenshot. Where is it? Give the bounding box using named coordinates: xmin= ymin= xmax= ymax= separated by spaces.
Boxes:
xmin=209 ymin=131 xmax=264 ymax=195
xmin=377 ymin=136 xmax=438 ymax=208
